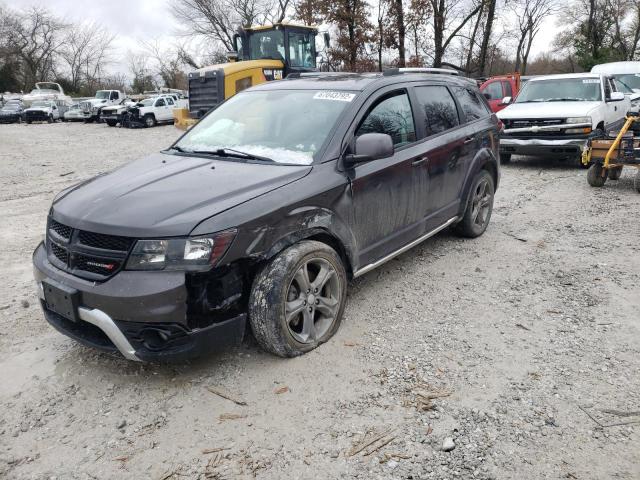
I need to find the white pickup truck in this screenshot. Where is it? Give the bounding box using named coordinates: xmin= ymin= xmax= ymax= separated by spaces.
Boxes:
xmin=120 ymin=95 xmax=182 ymax=128
xmin=24 ymin=100 xmax=64 ymax=123
xmin=497 ymin=73 xmax=631 ymax=166
xmin=102 ymin=94 xmax=187 ymax=127
xmin=79 ymin=90 xmax=126 ymax=122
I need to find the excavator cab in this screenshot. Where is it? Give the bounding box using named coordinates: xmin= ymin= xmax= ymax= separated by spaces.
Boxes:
xmin=183 ymin=24 xmax=320 ymax=122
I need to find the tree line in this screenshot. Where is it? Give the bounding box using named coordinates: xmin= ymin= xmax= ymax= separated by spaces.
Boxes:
xmin=0 ymin=0 xmax=638 ymax=95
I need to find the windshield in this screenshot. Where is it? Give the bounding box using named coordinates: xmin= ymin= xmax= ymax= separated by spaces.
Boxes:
xmin=175 ymin=90 xmax=355 ymax=165
xmin=138 ymin=98 xmax=154 ymax=106
xmin=249 ymin=30 xmax=285 ymax=61
xmin=95 ymin=91 xmax=110 ymax=99
xmin=516 ymin=78 xmax=602 ymax=103
xmin=613 ymin=74 xmax=640 ymax=91
xmin=1 ymin=105 xmax=18 ymax=111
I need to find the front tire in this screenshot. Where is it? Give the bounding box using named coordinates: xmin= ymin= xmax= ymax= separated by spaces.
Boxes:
xmin=454 ymin=170 xmax=495 ymax=238
xmin=47 ymin=114 xmax=53 ymax=123
xmin=634 ymin=169 xmax=640 ymax=193
xmin=144 ymin=114 xmax=156 ymax=128
xmin=106 ymin=120 xmax=117 ymax=127
xmin=249 ymin=240 xmax=347 ymax=357
xmin=587 ymin=163 xmax=608 ymax=187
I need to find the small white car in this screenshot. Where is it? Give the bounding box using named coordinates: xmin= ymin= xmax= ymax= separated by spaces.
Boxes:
xmin=497 ymin=73 xmax=631 ymax=165
xmin=63 ymin=103 xmax=86 ymax=122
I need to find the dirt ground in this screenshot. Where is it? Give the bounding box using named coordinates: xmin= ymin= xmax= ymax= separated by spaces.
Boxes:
xmin=0 ymin=121 xmax=639 ymax=480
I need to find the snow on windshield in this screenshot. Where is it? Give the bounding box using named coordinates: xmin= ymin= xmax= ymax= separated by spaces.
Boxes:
xmin=176 ymin=90 xmax=354 ymax=165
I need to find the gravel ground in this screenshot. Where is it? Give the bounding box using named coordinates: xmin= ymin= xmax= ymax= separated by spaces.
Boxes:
xmin=0 ymin=122 xmax=639 ymax=480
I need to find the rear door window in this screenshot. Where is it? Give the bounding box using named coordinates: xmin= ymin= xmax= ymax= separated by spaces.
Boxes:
xmin=414 ymin=85 xmax=460 ymax=136
xmin=452 ymin=86 xmax=490 ymax=122
xmin=356 ymin=91 xmax=416 ymax=147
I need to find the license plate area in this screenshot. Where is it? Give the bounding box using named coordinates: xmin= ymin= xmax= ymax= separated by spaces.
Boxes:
xmin=43 ymin=280 xmax=79 ymax=322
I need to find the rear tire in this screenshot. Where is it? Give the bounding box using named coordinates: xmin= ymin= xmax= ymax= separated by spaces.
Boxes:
xmin=454 ymin=170 xmax=495 ymax=238
xmin=249 ymin=240 xmax=347 ymax=357
xmin=500 ymin=153 xmax=511 ymax=164
xmin=587 ymin=163 xmax=608 ymax=187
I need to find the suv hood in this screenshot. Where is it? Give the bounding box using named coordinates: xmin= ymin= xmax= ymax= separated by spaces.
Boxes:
xmin=51 ymin=152 xmax=312 ymax=237
xmin=498 ymin=101 xmax=601 ymax=120
xmin=25 ymin=106 xmax=50 ymax=112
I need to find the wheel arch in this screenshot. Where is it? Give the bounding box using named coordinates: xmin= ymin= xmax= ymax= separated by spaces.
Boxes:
xmin=458 ymin=148 xmax=499 ymax=218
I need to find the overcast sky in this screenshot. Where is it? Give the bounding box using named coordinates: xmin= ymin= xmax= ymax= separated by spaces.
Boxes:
xmin=9 ymin=0 xmax=559 ymax=73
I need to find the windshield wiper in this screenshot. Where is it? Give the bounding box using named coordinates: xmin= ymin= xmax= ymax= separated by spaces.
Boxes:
xmin=189 ymin=147 xmax=274 ymax=163
xmin=547 ymin=98 xmax=584 ymax=102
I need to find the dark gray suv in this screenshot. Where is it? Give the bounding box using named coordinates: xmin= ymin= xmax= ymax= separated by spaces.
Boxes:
xmin=33 ymin=71 xmax=500 ymax=362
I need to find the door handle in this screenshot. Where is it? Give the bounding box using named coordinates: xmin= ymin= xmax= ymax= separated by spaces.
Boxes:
xmin=463 ymin=137 xmax=475 ymax=145
xmin=412 ymin=156 xmax=428 ymax=166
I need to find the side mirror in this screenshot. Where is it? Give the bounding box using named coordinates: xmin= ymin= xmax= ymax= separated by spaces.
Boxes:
xmin=345 ymin=133 xmax=394 ymax=166
xmin=500 ymin=96 xmax=512 ymax=106
xmin=609 ymin=91 xmax=625 ymax=102
xmin=483 ymin=92 xmax=491 ymax=100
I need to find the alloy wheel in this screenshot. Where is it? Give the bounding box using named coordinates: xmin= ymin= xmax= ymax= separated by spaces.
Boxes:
xmin=471 ymin=178 xmax=492 ymax=228
xmin=285 ymin=258 xmax=341 ymax=344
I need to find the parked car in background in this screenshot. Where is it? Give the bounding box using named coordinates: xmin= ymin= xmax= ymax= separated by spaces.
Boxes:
xmin=63 ymin=103 xmax=86 ymax=122
xmin=0 ymin=101 xmax=25 ymax=123
xmin=592 ymin=61 xmax=640 ymax=120
xmin=497 ymin=73 xmax=631 ymax=165
xmin=79 ymin=90 xmax=126 ymax=122
xmin=101 ymin=100 xmax=136 ymax=127
xmin=22 ymin=82 xmax=73 ymax=107
xmin=32 ymin=71 xmax=500 ymax=362
xmin=480 ymin=73 xmax=521 ymax=113
xmin=24 ymin=100 xmax=65 ymax=123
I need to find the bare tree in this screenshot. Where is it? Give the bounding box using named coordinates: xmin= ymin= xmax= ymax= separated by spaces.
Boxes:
xmin=5 ymin=7 xmax=67 ymax=90
xmin=511 ymin=0 xmax=556 ymax=73
xmin=171 ymin=0 xmax=280 ymax=52
xmin=61 ymin=22 xmax=115 ymax=93
xmin=429 ymin=0 xmax=484 ymax=67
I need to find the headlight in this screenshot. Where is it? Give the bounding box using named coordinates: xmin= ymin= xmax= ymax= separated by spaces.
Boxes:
xmin=566 ymin=116 xmax=591 ymax=125
xmin=92 ymin=106 xmax=99 ymax=112
xmin=125 ymin=230 xmax=236 ymax=271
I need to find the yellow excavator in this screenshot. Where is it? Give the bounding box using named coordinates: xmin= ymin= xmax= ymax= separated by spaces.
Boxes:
xmin=174 ymin=23 xmax=326 ymax=129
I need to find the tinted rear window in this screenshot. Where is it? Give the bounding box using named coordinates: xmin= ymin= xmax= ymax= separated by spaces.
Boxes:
xmin=452 ymin=86 xmax=490 ymax=122
xmin=414 ymin=85 xmax=459 ymax=136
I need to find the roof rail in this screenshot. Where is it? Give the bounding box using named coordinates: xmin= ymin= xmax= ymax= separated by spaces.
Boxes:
xmin=286 ymin=72 xmax=360 ymax=79
xmin=383 ymin=67 xmax=460 ymax=76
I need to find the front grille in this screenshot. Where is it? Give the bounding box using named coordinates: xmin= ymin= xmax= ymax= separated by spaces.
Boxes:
xmin=46 ymin=217 xmax=131 ymax=281
xmin=188 ymin=70 xmax=221 ymax=117
xmin=78 ymin=230 xmax=133 ymax=251
xmin=504 ymin=118 xmax=564 ymax=129
xmin=49 ymin=219 xmax=72 ymax=240
xmin=51 ymin=242 xmax=69 ymax=264
xmin=74 ymin=254 xmax=122 ymax=276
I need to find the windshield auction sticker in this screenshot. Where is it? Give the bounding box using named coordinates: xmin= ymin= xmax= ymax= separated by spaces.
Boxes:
xmin=314 ymin=91 xmax=356 ymax=102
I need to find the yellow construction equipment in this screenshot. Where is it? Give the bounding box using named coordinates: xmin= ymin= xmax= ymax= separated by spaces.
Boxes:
xmin=583 ymin=113 xmax=640 ymax=191
xmin=174 ymin=23 xmax=324 ymax=130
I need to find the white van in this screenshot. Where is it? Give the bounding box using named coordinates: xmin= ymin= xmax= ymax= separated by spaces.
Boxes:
xmin=591 ymin=61 xmax=640 ymax=113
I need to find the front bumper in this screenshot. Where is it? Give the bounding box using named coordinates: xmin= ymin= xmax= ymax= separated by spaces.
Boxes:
xmin=33 ymin=243 xmax=246 ymax=362
xmin=499 ymin=136 xmax=591 ymax=157
xmin=0 ymin=114 xmax=21 ymax=123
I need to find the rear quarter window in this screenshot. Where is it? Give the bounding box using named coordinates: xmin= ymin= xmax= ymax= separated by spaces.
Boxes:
xmin=452 ymin=86 xmax=490 ymax=122
xmin=414 ymin=85 xmax=460 ymax=136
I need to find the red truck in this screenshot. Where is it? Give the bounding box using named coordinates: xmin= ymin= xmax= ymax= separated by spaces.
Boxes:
xmin=480 ymin=73 xmax=521 ymax=113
